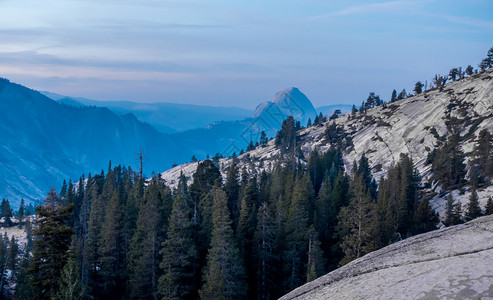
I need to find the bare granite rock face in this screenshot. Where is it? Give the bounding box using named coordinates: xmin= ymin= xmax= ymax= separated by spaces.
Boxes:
xmin=279 ymin=214 xmax=493 ymax=300
xmin=161 ymin=70 xmax=493 ymax=186
xmin=159 ymin=69 xmax=493 ymax=222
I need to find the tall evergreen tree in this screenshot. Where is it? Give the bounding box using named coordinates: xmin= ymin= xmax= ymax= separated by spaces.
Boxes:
xmin=338 ymin=174 xmax=379 ymax=266
xmin=376 ymin=177 xmax=397 ymax=246
xmin=189 ymin=160 xmax=222 ymax=225
xmin=0 ymin=199 xmax=12 ymax=227
xmin=99 ymin=190 xmax=125 ymax=299
xmin=236 ymin=177 xmax=259 ymax=298
xmin=414 ymin=81 xmax=424 ymax=94
xmin=432 ymin=133 xmax=466 ymax=189
xmin=397 ymin=89 xmax=406 ymax=100
xmin=254 ymin=202 xmax=278 ymax=300
xmin=314 ymin=178 xmax=332 ymax=254
xmin=224 ymin=162 xmax=240 ymax=230
xmin=351 ymin=104 xmax=358 ymax=115
xmin=306 ymin=226 xmax=326 ymax=282
xmin=54 ymin=256 xmax=86 ymax=300
xmin=158 ymin=194 xmax=197 ymax=300
xmin=14 ymin=255 xmax=34 ymax=299
xmin=474 ymin=129 xmax=493 ymax=182
xmin=275 ymin=116 xmax=297 ymax=154
xmin=127 ymin=180 xmax=171 ymax=299
xmin=466 ymin=188 xmax=482 ymax=221
xmin=8 ymin=236 xmax=19 ymax=276
xmin=199 ymin=188 xmax=246 ymax=300
xmin=412 ymin=196 xmax=438 ymax=234
xmin=82 ymin=184 xmax=105 ymax=293
xmin=25 ymin=216 xmax=33 ymax=253
xmin=284 ymin=173 xmax=314 ymax=291
xmin=444 ymin=193 xmax=455 ymax=226
xmin=260 ymin=131 xmax=269 ymax=146
xmin=391 ymin=89 xmax=397 ymax=102
xmin=29 ymin=188 xmax=74 ymax=299
xmin=485 ymin=197 xmax=493 ymax=215
xmin=18 ymin=198 xmax=26 ymax=223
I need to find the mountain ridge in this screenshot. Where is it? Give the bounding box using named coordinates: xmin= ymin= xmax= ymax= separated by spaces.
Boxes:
xmin=160 ymin=68 xmax=493 ymax=214
xmin=0 ymin=79 xmax=180 ymax=205
xmin=41 ymin=91 xmax=253 ymax=133
xmin=1 ymin=81 xmax=328 ymax=206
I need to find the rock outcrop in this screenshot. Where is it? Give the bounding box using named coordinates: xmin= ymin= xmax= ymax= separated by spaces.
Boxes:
xmin=280 ymin=214 xmax=493 ymax=300
xmin=160 ymin=69 xmax=493 ymax=217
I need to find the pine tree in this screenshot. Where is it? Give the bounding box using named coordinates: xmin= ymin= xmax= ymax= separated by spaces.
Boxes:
xmin=397 ymin=154 xmax=419 ymax=235
xmin=449 ymin=68 xmax=459 ymax=81
xmin=99 ymin=190 xmax=125 ymax=298
xmin=14 ymin=255 xmax=34 ymax=299
xmin=452 ymin=201 xmax=463 ymax=225
xmin=433 ymin=74 xmax=447 ymax=91
xmin=127 ymin=180 xmax=171 ymax=299
xmin=314 ymin=178 xmax=332 ymax=253
xmin=275 ymin=116 xmax=297 ymax=154
xmin=236 ymin=177 xmax=259 ymax=298
xmin=54 ymin=256 xmax=86 ymax=300
xmin=485 ymin=197 xmax=493 ymax=215
xmin=284 ymin=174 xmax=314 ymax=291
xmin=397 ymin=89 xmax=406 ymax=100
xmin=412 ymin=196 xmax=438 ymax=234
xmin=224 ymin=162 xmax=240 ymax=230
xmin=474 ymin=129 xmax=492 ymax=181
xmin=432 ymin=133 xmax=466 ymax=189
xmin=0 ymin=236 xmax=6 ymax=297
xmin=466 ymin=188 xmax=482 ymax=221
xmin=82 ymin=185 xmax=104 ymax=293
xmin=18 ymin=198 xmax=26 ymax=224
xmin=414 ymin=81 xmax=424 ymax=94
xmin=0 ymin=199 xmax=12 ymax=227
xmin=444 ymin=193 xmax=455 ymax=226
xmin=8 ymin=236 xmax=19 ymax=275
xmin=199 ymin=188 xmax=246 ymax=300
xmin=376 ymin=177 xmax=397 ymax=246
xmin=260 ymin=131 xmax=268 ymax=146
xmin=254 ymin=202 xmax=277 ymax=300
xmin=338 ymin=174 xmax=379 ymax=266
xmin=158 ymin=194 xmax=197 ymax=300
xmin=306 ymin=226 xmax=326 ymax=282
xmin=351 ymin=104 xmax=358 ymax=115
xmin=487 ymin=46 xmax=493 ymax=68
xmin=25 ymin=216 xmax=33 ymax=252
xmin=197 ymin=191 xmax=214 ymax=280
xmin=29 ymin=188 xmax=74 ymax=299
xmin=391 ymin=89 xmax=397 ymax=102
xmin=60 ymin=180 xmax=68 ymax=199
xmin=189 ymin=160 xmax=222 ymax=225
xmin=247 ymin=140 xmax=255 ymax=151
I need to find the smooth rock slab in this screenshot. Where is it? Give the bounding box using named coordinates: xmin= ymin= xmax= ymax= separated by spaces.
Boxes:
xmin=280 ymin=215 xmax=493 ymax=300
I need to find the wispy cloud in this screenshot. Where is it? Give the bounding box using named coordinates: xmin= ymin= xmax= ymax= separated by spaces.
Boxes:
xmin=332 ymin=1 xmax=417 ymax=16
xmin=429 ymin=13 xmax=493 ymax=31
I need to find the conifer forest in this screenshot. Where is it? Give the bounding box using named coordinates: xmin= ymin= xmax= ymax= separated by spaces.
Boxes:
xmin=4 ymin=109 xmax=491 ymax=299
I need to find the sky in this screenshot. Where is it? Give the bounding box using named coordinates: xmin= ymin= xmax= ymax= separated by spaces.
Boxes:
xmin=0 ymin=0 xmax=492 ymax=109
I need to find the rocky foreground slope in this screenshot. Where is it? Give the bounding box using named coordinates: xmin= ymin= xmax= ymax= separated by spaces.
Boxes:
xmin=280 ymin=214 xmax=493 ymax=299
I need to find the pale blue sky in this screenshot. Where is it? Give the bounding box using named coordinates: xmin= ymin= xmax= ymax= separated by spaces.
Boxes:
xmin=0 ymin=0 xmax=492 ymax=108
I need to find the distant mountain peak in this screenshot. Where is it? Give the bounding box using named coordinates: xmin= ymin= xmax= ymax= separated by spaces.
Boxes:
xmin=252 ymin=87 xmax=317 ymax=130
